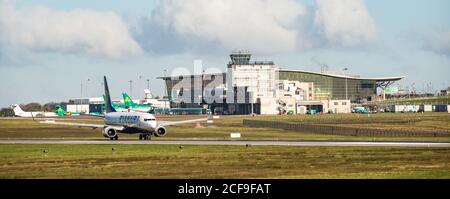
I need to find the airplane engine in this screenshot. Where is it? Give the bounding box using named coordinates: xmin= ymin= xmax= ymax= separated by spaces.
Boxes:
xmin=102 ymin=127 xmax=117 ymax=138
xmin=154 ymin=126 xmax=167 ymax=137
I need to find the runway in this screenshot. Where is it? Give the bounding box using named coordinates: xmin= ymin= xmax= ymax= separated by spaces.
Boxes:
xmin=1 ymin=139 xmax=450 ymax=147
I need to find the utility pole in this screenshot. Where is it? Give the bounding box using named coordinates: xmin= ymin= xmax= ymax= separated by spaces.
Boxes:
xmin=128 ymin=80 xmax=133 ymax=98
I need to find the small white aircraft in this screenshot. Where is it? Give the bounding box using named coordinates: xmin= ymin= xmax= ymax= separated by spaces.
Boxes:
xmin=10 ymin=104 xmax=57 ymax=118
xmin=40 ymin=76 xmax=212 ymax=140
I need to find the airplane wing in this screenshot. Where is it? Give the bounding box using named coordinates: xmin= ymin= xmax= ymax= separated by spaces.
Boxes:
xmin=40 ymin=120 xmax=135 ymax=131
xmin=157 ymin=118 xmax=210 ymax=127
xmin=80 ymin=113 xmax=105 ymax=118
xmin=40 ymin=120 xmax=142 ymax=131
xmin=128 ymin=108 xmax=149 ymax=113
xmin=40 ymin=120 xmax=104 ymax=129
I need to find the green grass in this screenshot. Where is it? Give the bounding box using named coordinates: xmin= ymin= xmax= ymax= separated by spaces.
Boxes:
xmin=1 ymin=113 xmax=450 ymax=142
xmin=246 ymin=112 xmax=450 ymax=123
xmin=0 ymin=144 xmax=449 ymax=179
xmin=244 ymin=112 xmax=450 ymax=134
xmin=0 ymin=119 xmax=105 ymax=139
xmin=1 ymin=114 xmax=450 ymax=179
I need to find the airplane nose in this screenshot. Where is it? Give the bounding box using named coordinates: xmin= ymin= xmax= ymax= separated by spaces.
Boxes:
xmin=145 ymin=122 xmax=153 ymax=129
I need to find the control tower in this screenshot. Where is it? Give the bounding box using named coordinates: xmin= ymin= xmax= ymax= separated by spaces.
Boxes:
xmin=229 ymin=50 xmax=252 ymax=65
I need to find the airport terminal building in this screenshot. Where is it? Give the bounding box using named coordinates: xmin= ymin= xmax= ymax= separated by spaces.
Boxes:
xmin=159 ymin=52 xmax=403 ymax=115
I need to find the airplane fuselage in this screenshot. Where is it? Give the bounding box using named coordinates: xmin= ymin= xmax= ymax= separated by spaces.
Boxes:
xmin=10 ymin=104 xmax=57 ymax=118
xmin=16 ymin=111 xmax=57 ymax=118
xmin=34 ymin=76 xmax=206 ymax=141
xmin=104 ymin=111 xmax=157 ymax=134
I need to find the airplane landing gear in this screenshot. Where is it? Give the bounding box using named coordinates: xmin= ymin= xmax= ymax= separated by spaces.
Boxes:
xmin=110 ymin=135 xmax=118 ymax=140
xmin=139 ymin=134 xmax=151 ymax=140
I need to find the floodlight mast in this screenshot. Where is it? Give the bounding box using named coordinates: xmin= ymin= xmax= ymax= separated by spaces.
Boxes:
xmin=128 ymin=80 xmax=133 ymax=98
xmin=343 ymin=68 xmax=348 ymax=100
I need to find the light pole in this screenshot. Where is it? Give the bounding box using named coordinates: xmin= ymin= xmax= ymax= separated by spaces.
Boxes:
xmin=138 ymin=75 xmax=142 ymax=97
xmin=86 ymin=78 xmax=90 ymax=97
xmin=80 ymin=78 xmax=90 ymax=98
xmin=128 ymin=80 xmax=133 ymax=98
xmin=164 ymin=69 xmax=168 ymax=98
xmin=251 ymin=95 xmax=254 ymax=115
xmin=146 ymin=79 xmax=150 ymax=90
xmin=201 ymin=69 xmax=205 ymax=106
xmin=100 ymin=82 xmax=104 ymax=94
xmin=343 ymin=68 xmax=348 ymax=100
xmin=164 ymin=69 xmax=168 ymax=112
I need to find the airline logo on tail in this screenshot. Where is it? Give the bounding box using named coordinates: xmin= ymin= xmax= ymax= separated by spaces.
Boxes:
xmin=55 ymin=105 xmax=75 ymax=116
xmin=122 ymin=93 xmax=137 ymax=107
xmin=55 ymin=105 xmax=65 ymax=116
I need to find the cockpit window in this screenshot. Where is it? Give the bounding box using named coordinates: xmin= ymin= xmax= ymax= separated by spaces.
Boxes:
xmin=144 ymin=118 xmax=155 ymax=121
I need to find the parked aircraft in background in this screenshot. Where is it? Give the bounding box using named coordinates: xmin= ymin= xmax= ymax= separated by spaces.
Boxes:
xmin=352 ymin=107 xmax=370 ymax=114
xmin=122 ymin=92 xmax=153 ymax=113
xmin=10 ymin=104 xmax=57 ymax=118
xmin=102 ymin=95 xmax=129 ymax=112
xmin=40 ymin=76 xmax=212 ymax=140
xmin=55 ymin=105 xmax=82 ymax=116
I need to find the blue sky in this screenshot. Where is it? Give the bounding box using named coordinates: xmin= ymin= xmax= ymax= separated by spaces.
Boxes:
xmin=0 ymin=0 xmax=449 ymax=107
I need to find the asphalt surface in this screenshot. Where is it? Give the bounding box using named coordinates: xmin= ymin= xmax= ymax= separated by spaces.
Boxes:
xmin=0 ymin=139 xmax=450 ymax=147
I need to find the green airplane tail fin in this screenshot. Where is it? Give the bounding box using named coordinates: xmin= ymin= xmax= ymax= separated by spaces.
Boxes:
xmin=122 ymin=92 xmax=137 ymax=107
xmin=55 ymin=104 xmax=65 ymax=116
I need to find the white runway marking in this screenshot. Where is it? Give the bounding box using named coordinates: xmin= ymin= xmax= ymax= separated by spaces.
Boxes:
xmin=0 ymin=139 xmax=449 ymax=147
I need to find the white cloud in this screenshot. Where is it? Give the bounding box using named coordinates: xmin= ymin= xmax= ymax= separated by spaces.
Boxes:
xmin=151 ymin=0 xmax=307 ymax=54
xmin=140 ymin=0 xmax=379 ymax=54
xmin=0 ymin=0 xmax=381 ymax=60
xmin=314 ymin=0 xmax=379 ymax=48
xmin=0 ymin=0 xmax=142 ymax=58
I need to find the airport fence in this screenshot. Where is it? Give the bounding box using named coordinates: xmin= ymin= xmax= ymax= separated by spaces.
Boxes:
xmin=243 ymin=119 xmax=450 ymax=137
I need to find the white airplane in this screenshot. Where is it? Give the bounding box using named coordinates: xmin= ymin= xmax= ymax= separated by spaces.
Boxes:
xmin=10 ymin=104 xmax=57 ymax=118
xmin=40 ymin=76 xmax=212 ymax=140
